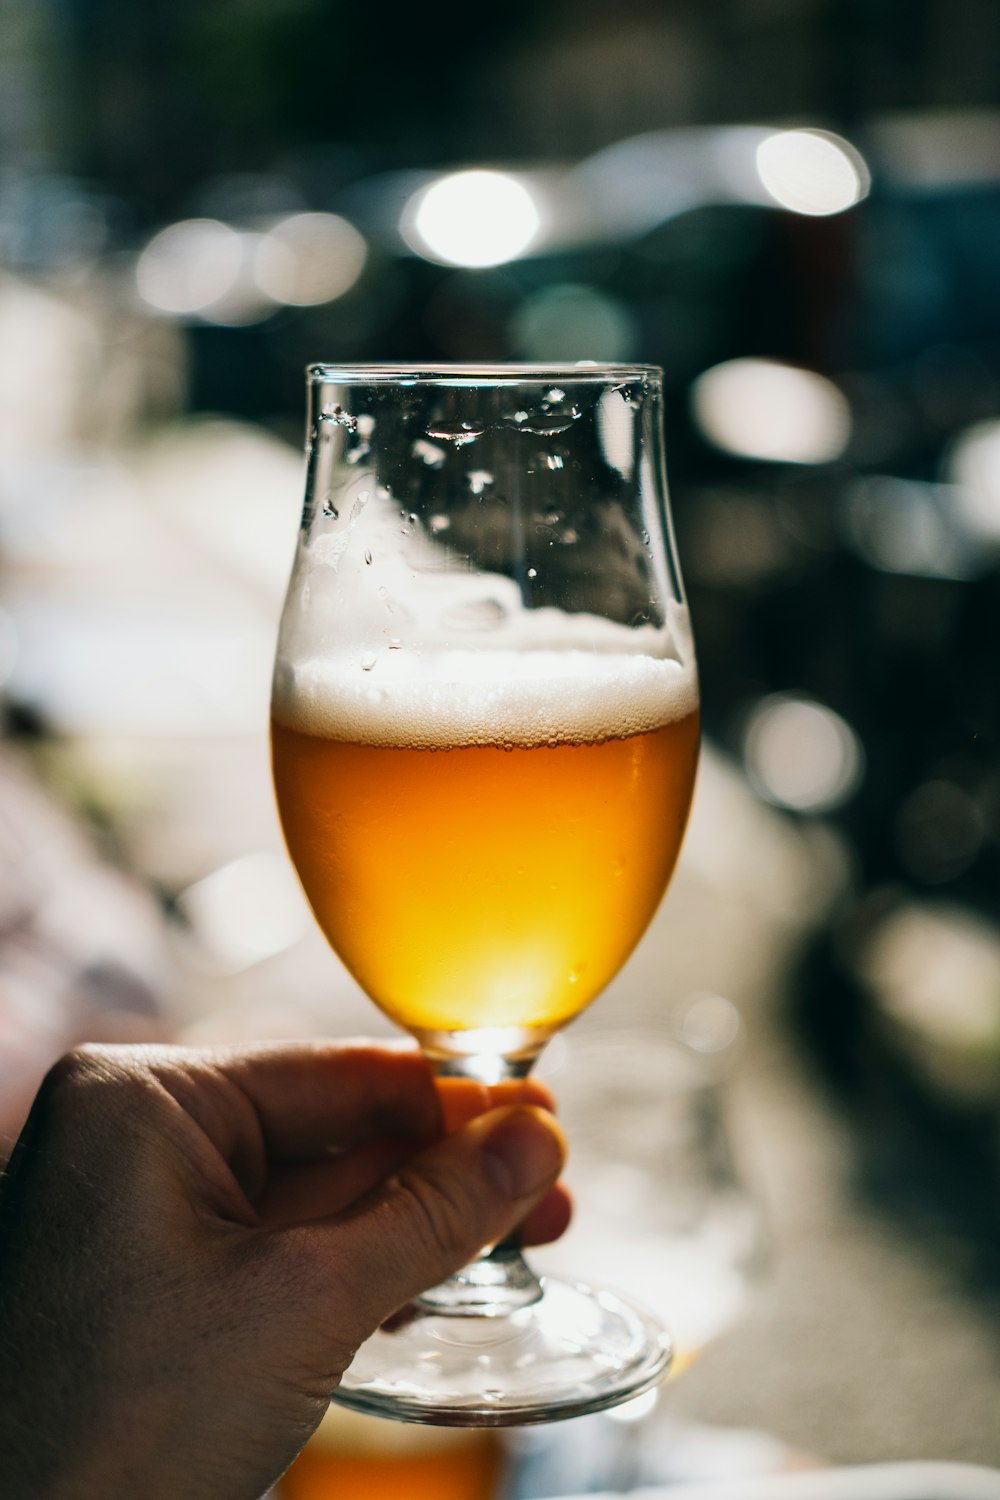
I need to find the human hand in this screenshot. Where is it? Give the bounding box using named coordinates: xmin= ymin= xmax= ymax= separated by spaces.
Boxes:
xmin=0 ymin=1040 xmax=568 ymax=1500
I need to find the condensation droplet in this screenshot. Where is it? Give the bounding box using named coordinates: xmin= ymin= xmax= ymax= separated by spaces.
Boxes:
xmin=322 ymin=494 xmax=339 ymax=519
xmin=364 ymin=549 xmax=373 ymax=565
xmin=469 ymin=470 xmax=494 ymax=496
xmin=527 ymin=567 xmax=538 ymax=579
xmin=321 ymin=405 xmax=358 ymax=432
xmin=400 ymin=523 xmax=414 ymax=535
xmin=641 ymin=529 xmax=650 ymax=545
xmin=425 ymin=420 xmax=485 ymax=446
xmin=509 ymin=413 xmax=575 ymax=436
xmin=429 ymin=513 xmax=451 ymax=533
xmin=388 ymin=637 xmax=402 ymax=650
xmin=545 ymin=453 xmax=564 ymax=470
xmin=361 ymin=652 xmax=377 ymax=671
xmin=612 ymin=383 xmax=642 ymax=410
xmin=542 ymin=387 xmax=566 ymax=407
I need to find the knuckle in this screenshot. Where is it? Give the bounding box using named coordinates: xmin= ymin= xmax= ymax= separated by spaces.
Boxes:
xmin=42 ymin=1043 xmax=115 ymax=1096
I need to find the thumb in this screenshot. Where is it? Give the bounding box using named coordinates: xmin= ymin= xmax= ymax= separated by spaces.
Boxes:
xmin=315 ymin=1104 xmax=566 ymax=1347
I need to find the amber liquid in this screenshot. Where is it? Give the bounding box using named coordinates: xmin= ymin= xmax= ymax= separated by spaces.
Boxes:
xmin=271 ymin=711 xmax=699 ymax=1041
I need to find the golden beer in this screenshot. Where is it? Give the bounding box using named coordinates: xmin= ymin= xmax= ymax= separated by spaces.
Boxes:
xmin=271 ymin=659 xmax=698 ymax=1042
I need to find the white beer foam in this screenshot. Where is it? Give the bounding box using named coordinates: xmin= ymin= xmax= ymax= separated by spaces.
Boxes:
xmin=273 ymin=616 xmax=698 ymax=749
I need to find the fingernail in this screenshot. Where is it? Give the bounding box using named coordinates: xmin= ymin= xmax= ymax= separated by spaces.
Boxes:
xmin=482 ymin=1109 xmax=564 ymax=1199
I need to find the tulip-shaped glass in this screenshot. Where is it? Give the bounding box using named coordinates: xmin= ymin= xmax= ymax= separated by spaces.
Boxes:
xmin=270 ymin=364 xmax=700 ymax=1425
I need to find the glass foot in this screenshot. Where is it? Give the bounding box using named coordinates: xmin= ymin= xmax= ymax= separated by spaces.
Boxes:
xmin=333 ymin=1276 xmax=672 ymax=1427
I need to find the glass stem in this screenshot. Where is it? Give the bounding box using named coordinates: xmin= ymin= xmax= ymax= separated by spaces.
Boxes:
xmin=415 ymin=1052 xmax=544 ymax=1317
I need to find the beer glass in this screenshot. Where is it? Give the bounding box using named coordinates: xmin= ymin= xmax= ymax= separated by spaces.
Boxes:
xmin=270 ymin=364 xmax=699 ymax=1425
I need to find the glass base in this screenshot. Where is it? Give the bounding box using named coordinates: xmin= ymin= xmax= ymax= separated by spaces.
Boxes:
xmin=333 ymin=1276 xmax=672 ymax=1427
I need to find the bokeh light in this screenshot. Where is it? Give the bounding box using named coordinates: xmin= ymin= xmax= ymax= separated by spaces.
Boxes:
xmin=692 ymin=358 xmax=851 ymax=464
xmin=403 ymin=170 xmax=541 ymax=267
xmin=254 ymin=212 xmax=367 ymax=306
xmin=136 ymin=219 xmax=245 ymax=316
xmin=744 ymin=693 xmax=864 ymax=813
xmin=947 ymin=419 xmax=1000 ymax=543
xmin=842 ymin=476 xmax=974 ymax=579
xmin=755 ymin=129 xmax=870 ymax=217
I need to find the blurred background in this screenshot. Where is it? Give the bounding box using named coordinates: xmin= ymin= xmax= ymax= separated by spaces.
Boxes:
xmin=2 ymin=0 xmax=1000 ymax=1493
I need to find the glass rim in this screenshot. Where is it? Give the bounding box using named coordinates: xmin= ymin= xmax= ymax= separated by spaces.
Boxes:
xmin=306 ymin=361 xmax=662 ymax=386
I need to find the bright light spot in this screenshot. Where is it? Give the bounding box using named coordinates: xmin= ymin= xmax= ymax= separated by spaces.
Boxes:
xmin=606 ymin=1388 xmax=659 ymax=1424
xmin=404 ymin=170 xmax=541 ymax=267
xmin=744 ymin=693 xmax=864 ymax=813
xmin=136 ymin=219 xmax=244 ymax=314
xmin=178 ymin=853 xmax=312 ymax=972
xmin=947 ymin=420 xmax=1000 ymax=543
xmin=254 ymin=212 xmax=367 ymax=306
xmin=756 ymin=129 xmax=869 ymax=216
xmin=693 ymin=358 xmax=850 ymax=465
xmin=512 ymin=283 xmax=635 ymax=363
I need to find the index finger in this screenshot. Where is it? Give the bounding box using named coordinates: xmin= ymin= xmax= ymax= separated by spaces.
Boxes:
xmin=161 ymin=1039 xmax=443 ymax=1164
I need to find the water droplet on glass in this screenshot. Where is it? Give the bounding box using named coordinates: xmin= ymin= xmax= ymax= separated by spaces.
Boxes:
xmin=388 ymin=637 xmax=402 ymax=650
xmin=468 ymin=470 xmax=494 ymax=496
xmin=641 ymin=529 xmax=650 ymax=545
xmin=364 ymin=549 xmax=373 ymax=565
xmin=425 ymin=420 xmax=485 ymax=446
xmin=611 ymin=383 xmax=642 ymax=410
xmin=545 ymin=453 xmax=564 ymax=470
xmin=429 ymin=513 xmax=451 ymax=533
xmin=400 ymin=522 xmax=414 ymax=535
xmin=562 ymin=527 xmax=578 ymax=544
xmin=322 ymin=494 xmax=339 ymax=519
xmin=321 ymin=404 xmax=358 ymax=432
xmin=346 ymin=443 xmax=370 ymax=465
xmin=412 ymin=438 xmax=446 ymax=468
xmin=509 ymin=413 xmax=575 ymax=436
xmin=527 ymin=567 xmax=538 ymax=579
xmin=542 ymin=387 xmax=566 ymax=407
xmin=361 ymin=652 xmax=377 ymax=671
xmin=542 ymin=509 xmax=561 ymax=526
